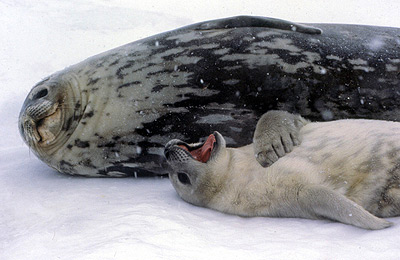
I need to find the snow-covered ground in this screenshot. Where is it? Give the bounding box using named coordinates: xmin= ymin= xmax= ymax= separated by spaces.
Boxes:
xmin=1 ymin=1 xmax=400 ymax=259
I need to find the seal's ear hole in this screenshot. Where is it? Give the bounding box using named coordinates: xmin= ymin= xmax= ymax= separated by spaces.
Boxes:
xmin=178 ymin=172 xmax=191 ymax=185
xmin=33 ymin=88 xmax=48 ymax=100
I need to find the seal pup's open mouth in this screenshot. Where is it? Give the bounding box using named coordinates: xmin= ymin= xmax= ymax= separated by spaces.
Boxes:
xmin=178 ymin=134 xmax=217 ymax=163
xmin=164 ymin=132 xmax=223 ymax=164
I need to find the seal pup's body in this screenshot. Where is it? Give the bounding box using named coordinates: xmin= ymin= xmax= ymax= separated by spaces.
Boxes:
xmin=165 ymin=115 xmax=400 ymax=229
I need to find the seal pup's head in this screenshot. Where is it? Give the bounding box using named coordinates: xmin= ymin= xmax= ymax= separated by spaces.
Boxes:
xmin=164 ymin=131 xmax=228 ymax=207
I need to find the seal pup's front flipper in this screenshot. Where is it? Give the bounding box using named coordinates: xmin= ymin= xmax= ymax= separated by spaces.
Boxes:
xmin=298 ymin=185 xmax=392 ymax=230
xmin=189 ymin=16 xmax=323 ymax=35
xmin=253 ymin=111 xmax=309 ymax=168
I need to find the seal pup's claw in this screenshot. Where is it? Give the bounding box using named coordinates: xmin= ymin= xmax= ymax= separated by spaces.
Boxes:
xmin=253 ymin=110 xmax=309 ymax=167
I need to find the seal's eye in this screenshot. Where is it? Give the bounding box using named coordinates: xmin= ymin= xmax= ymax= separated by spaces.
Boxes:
xmin=33 ymin=88 xmax=48 ymax=100
xmin=178 ymin=172 xmax=191 ymax=185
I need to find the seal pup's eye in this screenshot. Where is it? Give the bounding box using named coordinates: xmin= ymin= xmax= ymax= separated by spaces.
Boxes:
xmin=178 ymin=172 xmax=191 ymax=185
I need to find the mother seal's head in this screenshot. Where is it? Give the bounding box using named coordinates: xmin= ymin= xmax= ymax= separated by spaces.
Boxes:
xmin=19 ymin=72 xmax=87 ymax=168
xmin=164 ymin=131 xmax=228 ymax=206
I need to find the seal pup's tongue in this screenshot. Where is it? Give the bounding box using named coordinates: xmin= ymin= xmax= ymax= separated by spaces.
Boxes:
xmin=179 ymin=134 xmax=216 ymax=163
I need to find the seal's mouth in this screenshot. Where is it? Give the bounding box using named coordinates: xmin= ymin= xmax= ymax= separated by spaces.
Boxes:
xmin=21 ymin=103 xmax=63 ymax=146
xmin=164 ymin=132 xmax=224 ymax=164
xmin=36 ymin=107 xmax=62 ymax=144
xmin=178 ymin=134 xmax=217 ymax=163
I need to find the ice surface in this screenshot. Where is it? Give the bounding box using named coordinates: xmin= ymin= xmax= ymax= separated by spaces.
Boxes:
xmin=1 ymin=1 xmax=400 ymax=259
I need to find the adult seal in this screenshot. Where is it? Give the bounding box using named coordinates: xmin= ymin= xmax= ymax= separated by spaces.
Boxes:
xmin=19 ymin=16 xmax=400 ymax=177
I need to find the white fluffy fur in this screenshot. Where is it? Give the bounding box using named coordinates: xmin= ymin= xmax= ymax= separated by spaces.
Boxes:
xmin=166 ymin=118 xmax=400 ymax=230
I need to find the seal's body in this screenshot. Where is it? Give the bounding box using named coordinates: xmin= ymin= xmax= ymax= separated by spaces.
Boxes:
xmin=165 ymin=115 xmax=400 ymax=229
xmin=19 ymin=16 xmax=400 ymax=177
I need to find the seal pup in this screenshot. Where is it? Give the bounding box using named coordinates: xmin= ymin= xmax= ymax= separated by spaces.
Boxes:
xmin=19 ymin=16 xmax=400 ymax=177
xmin=164 ymin=112 xmax=400 ymax=229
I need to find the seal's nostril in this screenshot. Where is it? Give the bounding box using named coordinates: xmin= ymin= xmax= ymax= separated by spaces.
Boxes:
xmin=164 ymin=149 xmax=170 ymax=159
xmin=19 ymin=122 xmax=24 ymax=136
xmin=32 ymin=88 xmax=48 ymax=100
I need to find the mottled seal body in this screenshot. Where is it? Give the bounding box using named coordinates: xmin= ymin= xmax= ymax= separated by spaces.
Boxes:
xmin=19 ymin=16 xmax=400 ymax=177
xmin=165 ymin=117 xmax=400 ymax=229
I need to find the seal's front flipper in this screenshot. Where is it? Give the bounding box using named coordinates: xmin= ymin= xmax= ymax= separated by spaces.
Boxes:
xmin=298 ymin=185 xmax=392 ymax=230
xmin=253 ymin=110 xmax=309 ymax=167
xmin=193 ymin=16 xmax=322 ymax=35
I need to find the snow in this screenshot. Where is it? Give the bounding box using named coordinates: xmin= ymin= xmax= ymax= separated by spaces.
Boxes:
xmin=1 ymin=0 xmax=400 ymax=259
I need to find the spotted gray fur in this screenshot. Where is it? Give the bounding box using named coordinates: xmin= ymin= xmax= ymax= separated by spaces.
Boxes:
xmin=19 ymin=16 xmax=400 ymax=177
